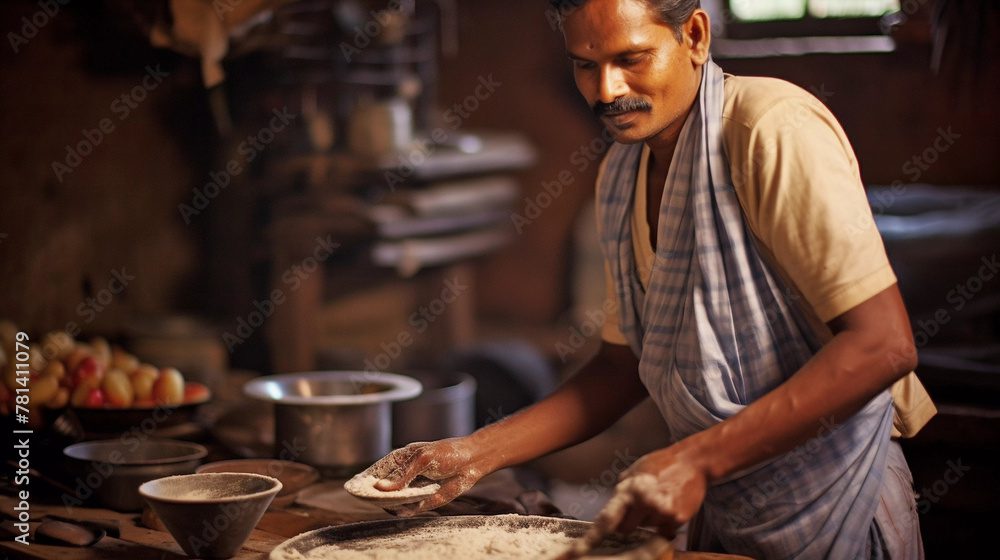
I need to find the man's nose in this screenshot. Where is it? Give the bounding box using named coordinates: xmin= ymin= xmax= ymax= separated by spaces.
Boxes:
xmin=598 ymin=66 xmax=628 ymax=104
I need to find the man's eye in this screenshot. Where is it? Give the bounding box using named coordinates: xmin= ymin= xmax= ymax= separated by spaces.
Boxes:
xmin=619 ymin=56 xmax=644 ymax=67
xmin=573 ymin=60 xmax=596 ymax=70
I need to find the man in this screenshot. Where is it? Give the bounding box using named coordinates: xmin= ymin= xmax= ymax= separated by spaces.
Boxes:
xmin=371 ymin=1 xmax=934 ymax=557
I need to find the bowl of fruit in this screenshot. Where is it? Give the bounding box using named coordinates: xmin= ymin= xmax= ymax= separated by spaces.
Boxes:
xmin=0 ymin=324 xmax=211 ymax=437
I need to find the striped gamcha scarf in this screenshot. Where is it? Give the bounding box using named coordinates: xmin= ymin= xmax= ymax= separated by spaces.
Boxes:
xmin=596 ymin=60 xmax=895 ymax=559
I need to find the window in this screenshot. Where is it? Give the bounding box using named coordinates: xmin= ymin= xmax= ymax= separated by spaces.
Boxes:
xmin=729 ymin=0 xmax=901 ymax=22
xmin=707 ymin=0 xmax=903 ymax=58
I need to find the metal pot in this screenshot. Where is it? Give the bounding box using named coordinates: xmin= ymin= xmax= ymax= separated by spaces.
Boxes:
xmin=63 ymin=439 xmax=207 ymax=511
xmin=392 ymin=371 xmax=476 ymax=447
xmin=243 ymin=371 xmax=421 ymax=476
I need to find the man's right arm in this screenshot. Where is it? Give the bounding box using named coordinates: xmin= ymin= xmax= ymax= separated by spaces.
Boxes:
xmin=472 ymin=341 xmax=645 ymax=471
xmin=374 ymin=341 xmax=645 ymax=514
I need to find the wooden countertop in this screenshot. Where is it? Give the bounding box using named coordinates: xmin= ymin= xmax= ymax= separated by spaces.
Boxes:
xmin=0 ymin=494 xmax=752 ymax=559
xmin=0 ymin=495 xmax=341 ymax=559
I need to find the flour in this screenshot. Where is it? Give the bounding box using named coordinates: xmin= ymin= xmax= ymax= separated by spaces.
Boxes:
xmin=169 ymin=485 xmax=239 ymax=500
xmin=274 ymin=522 xmax=576 ymax=560
xmin=148 ymin=473 xmax=278 ymax=501
xmin=343 ymin=474 xmax=440 ymax=500
xmin=270 ymin=515 xmax=649 ymax=560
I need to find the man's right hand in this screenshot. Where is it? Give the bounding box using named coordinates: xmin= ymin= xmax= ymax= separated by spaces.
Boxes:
xmin=367 ymin=342 xmax=644 ymax=516
xmin=370 ymin=437 xmax=491 ymax=516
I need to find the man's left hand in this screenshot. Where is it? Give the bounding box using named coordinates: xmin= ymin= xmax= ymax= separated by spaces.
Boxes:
xmin=593 ymin=447 xmax=709 ymax=540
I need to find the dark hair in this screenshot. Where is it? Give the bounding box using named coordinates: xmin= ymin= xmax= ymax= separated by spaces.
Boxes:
xmin=549 ymin=0 xmax=700 ymax=41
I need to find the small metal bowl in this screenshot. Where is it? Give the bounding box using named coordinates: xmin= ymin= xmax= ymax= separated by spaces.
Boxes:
xmin=63 ymin=439 xmax=207 ymax=511
xmin=244 ymin=371 xmax=421 ymax=475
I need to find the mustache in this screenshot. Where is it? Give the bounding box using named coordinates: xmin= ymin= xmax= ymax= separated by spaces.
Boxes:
xmin=593 ymin=97 xmax=652 ymax=117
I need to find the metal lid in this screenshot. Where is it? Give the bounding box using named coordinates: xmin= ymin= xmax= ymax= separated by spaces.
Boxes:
xmin=243 ymin=371 xmax=422 ymax=406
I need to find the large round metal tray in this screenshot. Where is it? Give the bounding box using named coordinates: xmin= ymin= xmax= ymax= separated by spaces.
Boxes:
xmin=269 ymin=514 xmax=658 ymax=559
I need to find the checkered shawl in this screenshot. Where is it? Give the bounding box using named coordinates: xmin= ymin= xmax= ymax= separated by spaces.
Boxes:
xmin=596 ymin=60 xmax=894 ymax=559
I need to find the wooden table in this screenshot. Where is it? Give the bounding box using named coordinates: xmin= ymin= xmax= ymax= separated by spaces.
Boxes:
xmin=0 ymin=494 xmax=352 ymax=559
xmin=0 ymin=494 xmax=752 ymax=559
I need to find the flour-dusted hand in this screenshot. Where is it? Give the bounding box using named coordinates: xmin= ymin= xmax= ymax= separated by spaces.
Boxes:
xmin=368 ymin=438 xmax=490 ymax=516
xmin=555 ymin=475 xmax=678 ymax=560
xmin=604 ymin=448 xmax=709 ymax=540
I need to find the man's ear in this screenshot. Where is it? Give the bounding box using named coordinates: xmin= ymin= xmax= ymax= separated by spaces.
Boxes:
xmin=685 ymin=9 xmax=711 ymax=65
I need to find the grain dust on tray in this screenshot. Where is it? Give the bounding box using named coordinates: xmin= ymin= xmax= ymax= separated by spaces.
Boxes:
xmin=271 ymin=515 xmax=646 ymax=560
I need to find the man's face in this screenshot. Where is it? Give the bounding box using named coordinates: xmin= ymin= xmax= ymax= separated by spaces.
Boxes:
xmin=562 ymin=0 xmax=703 ymax=145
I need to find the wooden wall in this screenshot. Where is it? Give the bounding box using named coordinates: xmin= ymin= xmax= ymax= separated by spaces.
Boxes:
xmin=0 ymin=2 xmax=211 ymax=334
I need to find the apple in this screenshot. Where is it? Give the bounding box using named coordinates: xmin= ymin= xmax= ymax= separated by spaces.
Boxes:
xmin=41 ymin=331 xmax=74 ymax=362
xmin=43 ymin=361 xmax=66 ymax=380
xmin=102 ymin=369 xmax=134 ymax=408
xmin=71 ymin=356 xmax=104 ymax=390
xmin=90 ymin=338 xmax=112 ymax=369
xmin=70 ymin=384 xmax=92 ymax=407
xmin=48 ymin=387 xmax=69 ymax=409
xmin=183 ymin=383 xmax=210 ymax=403
xmin=2 ymin=362 xmax=17 ymax=391
xmin=111 ymin=348 xmax=139 ymax=372
xmin=152 ymin=368 xmax=184 ymax=405
xmin=130 ymin=365 xmax=159 ymax=401
xmin=64 ymin=346 xmax=92 ymax=374
xmin=28 ymin=345 xmax=47 ymax=372
xmin=31 ymin=374 xmax=60 ymax=407
xmin=83 ymin=388 xmax=106 ymax=408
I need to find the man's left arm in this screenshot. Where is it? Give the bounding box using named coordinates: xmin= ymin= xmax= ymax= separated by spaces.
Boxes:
xmin=601 ymin=283 xmax=916 ymax=538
